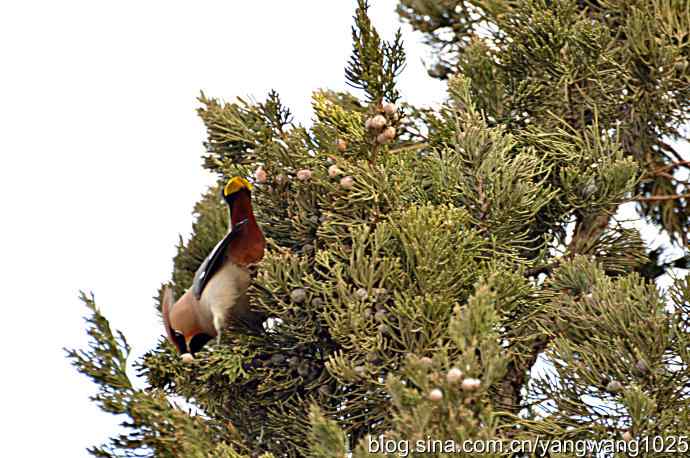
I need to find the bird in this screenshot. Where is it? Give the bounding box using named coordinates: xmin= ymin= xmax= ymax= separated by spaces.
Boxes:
xmin=162 ymin=176 xmax=265 ymax=361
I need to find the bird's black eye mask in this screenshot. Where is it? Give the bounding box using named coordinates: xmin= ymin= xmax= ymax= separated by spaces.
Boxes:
xmin=189 ymin=334 xmax=213 ymax=354
xmin=173 ymin=331 xmax=188 ymax=354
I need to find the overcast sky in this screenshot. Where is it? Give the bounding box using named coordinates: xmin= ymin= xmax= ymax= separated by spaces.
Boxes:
xmin=0 ymin=1 xmax=445 ymax=456
xmin=1 ymin=1 xmax=687 ymax=457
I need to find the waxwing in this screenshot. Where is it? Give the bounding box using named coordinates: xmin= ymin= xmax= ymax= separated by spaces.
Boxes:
xmin=162 ymin=177 xmax=265 ymax=360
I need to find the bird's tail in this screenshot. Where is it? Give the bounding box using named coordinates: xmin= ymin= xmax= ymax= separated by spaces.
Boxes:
xmin=161 ymin=286 xmax=176 ymax=344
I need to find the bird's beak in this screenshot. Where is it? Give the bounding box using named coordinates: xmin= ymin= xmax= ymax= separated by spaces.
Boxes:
xmin=185 ymin=336 xmax=194 ymax=353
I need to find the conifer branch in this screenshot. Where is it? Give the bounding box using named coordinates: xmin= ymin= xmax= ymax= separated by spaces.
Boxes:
xmin=346 ymin=0 xmax=406 ymax=103
xmin=66 ymin=293 xmax=250 ymax=457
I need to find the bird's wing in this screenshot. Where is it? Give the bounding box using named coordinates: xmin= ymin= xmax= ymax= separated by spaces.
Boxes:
xmin=192 ymin=219 xmax=248 ymax=299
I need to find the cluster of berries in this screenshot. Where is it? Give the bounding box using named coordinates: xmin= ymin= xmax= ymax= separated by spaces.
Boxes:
xmin=365 ymin=101 xmax=398 ymax=145
xmin=252 ymin=101 xmax=400 ymax=191
xmin=428 ymin=365 xmax=481 ymax=401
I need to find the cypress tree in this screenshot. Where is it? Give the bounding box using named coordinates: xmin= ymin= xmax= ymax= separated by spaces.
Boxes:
xmin=67 ymin=0 xmax=690 ymax=456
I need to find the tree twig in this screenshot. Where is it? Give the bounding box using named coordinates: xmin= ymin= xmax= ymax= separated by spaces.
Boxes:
xmin=632 ymin=193 xmax=690 ymax=202
xmin=649 ymin=160 xmax=690 ymax=175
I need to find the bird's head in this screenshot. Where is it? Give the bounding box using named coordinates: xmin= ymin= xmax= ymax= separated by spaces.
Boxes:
xmin=172 ymin=330 xmax=213 ymax=356
xmin=223 ymin=176 xmax=252 ymax=204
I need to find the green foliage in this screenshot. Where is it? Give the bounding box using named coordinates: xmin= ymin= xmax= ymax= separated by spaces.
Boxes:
xmin=197 ymin=90 xmax=295 ymax=176
xmin=307 ymin=406 xmax=348 ymax=458
xmin=346 ymin=0 xmax=406 ymax=103
xmin=70 ymin=1 xmax=690 ymax=456
xmin=528 ymin=256 xmax=690 ymax=442
xmin=66 ymin=293 xmax=259 ymax=458
xmin=399 ymin=0 xmax=690 ymax=243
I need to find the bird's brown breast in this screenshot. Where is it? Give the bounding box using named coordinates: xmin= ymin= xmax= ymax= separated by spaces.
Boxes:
xmin=169 ymin=289 xmax=217 ymax=339
xmin=227 ymin=189 xmax=265 ymax=266
xmin=228 ymin=231 xmax=265 ymax=266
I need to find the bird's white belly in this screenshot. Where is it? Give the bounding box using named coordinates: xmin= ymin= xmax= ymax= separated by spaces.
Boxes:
xmin=199 ymin=262 xmax=250 ymax=333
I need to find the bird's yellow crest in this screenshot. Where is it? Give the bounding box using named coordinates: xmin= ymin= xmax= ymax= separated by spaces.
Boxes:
xmin=224 ymin=177 xmax=253 ymax=196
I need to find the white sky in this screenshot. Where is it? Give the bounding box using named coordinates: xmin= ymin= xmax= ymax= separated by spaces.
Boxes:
xmin=0 ymin=1 xmax=687 ymax=457
xmin=0 ymin=1 xmax=445 ymax=456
